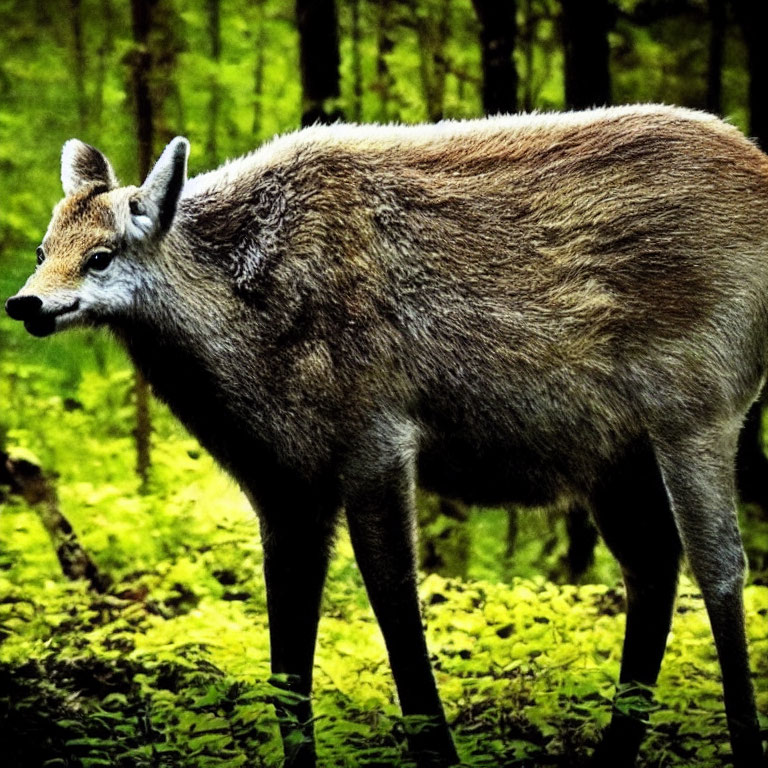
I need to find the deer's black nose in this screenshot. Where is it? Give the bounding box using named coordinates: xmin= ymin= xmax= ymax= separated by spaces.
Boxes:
xmin=5 ymin=295 xmax=43 ymax=321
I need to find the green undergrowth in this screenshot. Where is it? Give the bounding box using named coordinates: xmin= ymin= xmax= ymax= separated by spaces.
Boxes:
xmin=1 ymin=347 xmax=768 ymax=766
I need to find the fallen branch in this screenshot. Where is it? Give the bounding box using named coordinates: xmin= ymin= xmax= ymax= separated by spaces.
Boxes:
xmin=0 ymin=450 xmax=111 ymax=593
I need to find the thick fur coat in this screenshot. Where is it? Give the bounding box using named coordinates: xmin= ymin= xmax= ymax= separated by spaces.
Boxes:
xmin=8 ymin=104 xmax=768 ymax=767
xmin=143 ymin=106 xmax=768 ymax=505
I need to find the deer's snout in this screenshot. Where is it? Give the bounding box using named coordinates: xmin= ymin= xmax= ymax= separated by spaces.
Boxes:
xmin=5 ymin=294 xmax=42 ymax=321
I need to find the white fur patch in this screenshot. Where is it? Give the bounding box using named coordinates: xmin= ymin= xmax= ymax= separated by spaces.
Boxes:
xmin=232 ymin=234 xmax=266 ymax=293
xmin=61 ymin=140 xmax=87 ymax=196
xmin=129 ymin=214 xmax=154 ymax=239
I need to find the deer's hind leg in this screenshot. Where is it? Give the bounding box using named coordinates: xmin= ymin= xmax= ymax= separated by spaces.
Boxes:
xmin=589 ymin=443 xmax=682 ymax=767
xmin=653 ymin=427 xmax=762 ymax=768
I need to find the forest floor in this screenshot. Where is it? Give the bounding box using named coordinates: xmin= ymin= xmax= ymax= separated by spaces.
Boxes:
xmin=1 ymin=347 xmax=768 ymax=767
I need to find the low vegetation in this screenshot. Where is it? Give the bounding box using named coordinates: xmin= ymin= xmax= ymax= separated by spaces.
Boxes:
xmin=1 ymin=353 xmax=767 ymax=767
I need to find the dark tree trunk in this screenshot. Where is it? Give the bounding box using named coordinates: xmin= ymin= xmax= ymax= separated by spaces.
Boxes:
xmin=414 ymin=0 xmax=451 ymax=122
xmin=93 ymin=0 xmax=115 ymax=138
xmin=560 ymin=0 xmax=612 ymax=109
xmin=130 ymin=0 xmax=153 ymax=177
xmin=68 ymin=0 xmax=88 ymax=133
xmin=417 ymin=491 xmax=470 ymax=579
xmin=472 ymin=0 xmax=518 ymax=114
xmin=146 ymin=0 xmax=184 ymax=147
xmin=734 ymin=0 xmax=768 ymax=514
xmin=375 ymin=0 xmax=395 ymax=122
xmin=521 ymin=0 xmax=535 ymax=111
xmin=505 ymin=507 xmax=519 ymax=561
xmin=296 ymin=0 xmax=343 ymax=125
xmin=736 ymin=0 xmax=768 ymax=147
xmin=737 ymin=398 xmax=768 ymax=511
xmin=350 ymin=0 xmax=363 ymax=122
xmin=130 ymin=0 xmax=154 ymax=491
xmin=706 ymin=0 xmax=725 ymax=114
xmin=565 ymin=503 xmax=599 ymax=580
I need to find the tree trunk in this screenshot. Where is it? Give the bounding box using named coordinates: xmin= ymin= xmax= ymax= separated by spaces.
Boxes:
xmin=296 ymin=0 xmax=343 ymax=125
xmin=735 ymin=0 xmax=768 ymax=147
xmin=472 ymin=0 xmax=518 ymax=114
xmin=350 ymin=0 xmax=363 ymax=122
xmin=375 ymin=0 xmax=395 ymax=122
xmin=93 ymin=0 xmax=115 ymax=138
xmin=130 ymin=0 xmax=154 ymax=491
xmin=565 ymin=503 xmax=599 ymax=580
xmin=560 ymin=0 xmax=612 ymax=109
xmin=737 ymin=397 xmax=768 ymax=511
xmin=206 ymin=0 xmax=222 ymax=165
xmin=68 ymin=0 xmax=88 ymax=133
xmin=146 ymin=0 xmax=184 ymax=148
xmin=417 ymin=490 xmax=470 ymax=579
xmin=414 ymin=0 xmax=451 ymax=122
xmin=505 ymin=507 xmax=519 ymax=562
xmin=706 ymin=0 xmax=725 ymax=115
xmin=130 ymin=0 xmax=153 ymax=178
xmin=521 ymin=0 xmax=535 ymax=111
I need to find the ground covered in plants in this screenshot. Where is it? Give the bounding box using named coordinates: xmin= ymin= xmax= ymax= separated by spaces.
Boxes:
xmin=1 ymin=341 xmax=768 ymax=768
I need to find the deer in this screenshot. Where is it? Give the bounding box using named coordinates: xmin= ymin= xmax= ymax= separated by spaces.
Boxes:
xmin=6 ymin=105 xmax=767 ymax=767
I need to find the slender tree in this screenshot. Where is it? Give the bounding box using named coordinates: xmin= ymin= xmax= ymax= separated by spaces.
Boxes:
xmin=521 ymin=0 xmax=535 ymax=111
xmin=125 ymin=0 xmax=183 ymax=489
xmin=68 ymin=0 xmax=88 ymax=134
xmin=520 ymin=0 xmax=559 ymax=111
xmin=472 ymin=0 xmax=518 ymax=114
xmin=129 ymin=0 xmax=154 ymax=490
xmin=706 ymin=0 xmax=725 ymax=114
xmin=350 ymin=0 xmax=363 ymax=121
xmin=735 ymin=0 xmax=768 ymax=147
xmin=93 ymin=0 xmax=115 ymax=138
xmin=296 ymin=0 xmax=344 ymax=125
xmin=414 ymin=0 xmax=452 ymax=122
xmin=147 ymin=0 xmax=184 ymax=147
xmin=560 ymin=0 xmax=612 ymax=108
xmin=375 ymin=0 xmax=395 ymax=122
xmin=130 ymin=0 xmax=153 ymax=187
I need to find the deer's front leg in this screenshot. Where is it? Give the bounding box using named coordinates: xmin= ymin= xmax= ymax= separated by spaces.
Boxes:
xmin=342 ymin=423 xmax=459 ymax=767
xmin=255 ymin=484 xmax=339 ymax=768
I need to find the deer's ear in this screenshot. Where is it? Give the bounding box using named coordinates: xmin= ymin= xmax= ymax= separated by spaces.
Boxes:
xmin=129 ymin=137 xmax=189 ymax=239
xmin=61 ymin=140 xmax=119 ymax=196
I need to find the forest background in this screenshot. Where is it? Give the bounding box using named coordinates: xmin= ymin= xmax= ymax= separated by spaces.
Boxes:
xmin=2 ymin=0 xmax=768 ymax=766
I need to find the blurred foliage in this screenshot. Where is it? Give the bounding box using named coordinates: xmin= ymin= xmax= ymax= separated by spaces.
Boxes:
xmin=1 ymin=0 xmax=768 ymax=765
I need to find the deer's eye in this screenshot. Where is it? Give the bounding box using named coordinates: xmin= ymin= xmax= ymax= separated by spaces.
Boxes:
xmin=86 ymin=249 xmax=113 ymax=272
xmin=36 ymin=246 xmax=45 ymax=266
